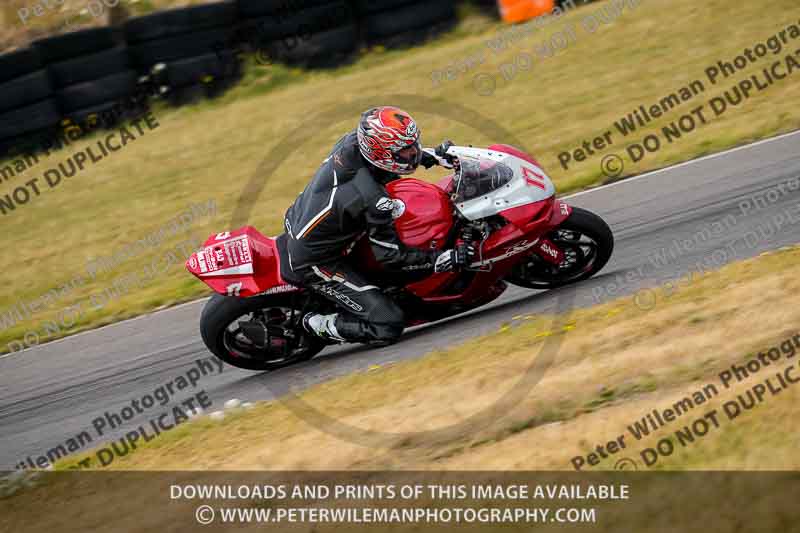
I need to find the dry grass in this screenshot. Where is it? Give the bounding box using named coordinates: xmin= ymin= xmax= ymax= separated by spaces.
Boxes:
xmin=46 ymin=244 xmax=800 ymax=472
xmin=4 ymin=246 xmax=800 ymax=533
xmin=1 ymin=0 xmax=799 ymax=352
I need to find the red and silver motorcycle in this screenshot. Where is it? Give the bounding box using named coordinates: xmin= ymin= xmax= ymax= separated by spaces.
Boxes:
xmin=186 ymin=144 xmax=613 ymax=370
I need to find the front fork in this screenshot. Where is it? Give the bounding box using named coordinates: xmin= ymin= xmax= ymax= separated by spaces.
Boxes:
xmin=458 ymin=222 xmax=492 ymax=272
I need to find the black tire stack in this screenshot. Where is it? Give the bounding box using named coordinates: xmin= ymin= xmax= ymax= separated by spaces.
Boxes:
xmin=237 ymin=0 xmax=359 ymax=68
xmin=124 ymin=0 xmax=241 ymax=105
xmin=35 ymin=28 xmax=140 ymax=133
xmin=0 ymin=47 xmax=60 ymax=158
xmin=0 ymin=0 xmax=468 ymax=159
xmin=358 ymin=0 xmax=457 ymax=48
xmin=468 ymin=0 xmax=500 ymax=16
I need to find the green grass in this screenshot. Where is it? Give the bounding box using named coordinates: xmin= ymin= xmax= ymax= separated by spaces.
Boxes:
xmin=1 ymin=0 xmax=799 ymax=354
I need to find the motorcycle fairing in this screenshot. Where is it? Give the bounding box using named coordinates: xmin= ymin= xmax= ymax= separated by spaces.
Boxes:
xmin=404 ymin=197 xmax=573 ymax=301
xmin=185 ymin=226 xmax=298 ymax=297
xmin=387 ymin=178 xmax=453 ymax=249
xmin=445 ymin=146 xmax=556 ymax=222
xmin=186 ymin=145 xmax=575 ymax=315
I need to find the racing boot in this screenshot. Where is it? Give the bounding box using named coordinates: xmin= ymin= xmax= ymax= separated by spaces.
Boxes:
xmin=302 ymin=313 xmax=346 ymax=343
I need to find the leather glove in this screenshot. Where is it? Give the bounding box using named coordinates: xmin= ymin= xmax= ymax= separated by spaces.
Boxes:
xmin=433 ymin=243 xmax=476 ymax=273
xmin=435 ymin=140 xmax=455 ymax=158
xmin=420 ymin=149 xmax=438 ymax=169
xmin=420 ymin=141 xmax=456 ymax=170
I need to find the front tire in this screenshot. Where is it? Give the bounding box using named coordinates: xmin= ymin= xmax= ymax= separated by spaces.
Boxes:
xmin=200 ymin=293 xmax=326 ymax=371
xmin=506 ymin=206 xmax=614 ymax=290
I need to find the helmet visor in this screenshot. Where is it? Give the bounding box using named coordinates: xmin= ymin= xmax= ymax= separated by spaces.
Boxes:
xmin=395 ymin=140 xmax=422 ymax=170
xmin=453 ymin=157 xmax=514 ymax=203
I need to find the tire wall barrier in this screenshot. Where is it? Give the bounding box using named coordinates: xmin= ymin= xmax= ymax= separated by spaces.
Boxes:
xmin=0 ymin=0 xmax=464 ymax=158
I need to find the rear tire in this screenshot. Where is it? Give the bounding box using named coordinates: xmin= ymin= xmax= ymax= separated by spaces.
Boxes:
xmin=200 ymin=292 xmax=327 ymax=371
xmin=505 ymin=207 xmax=614 ymax=290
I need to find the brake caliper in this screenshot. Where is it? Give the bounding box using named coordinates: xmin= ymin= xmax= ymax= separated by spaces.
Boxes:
xmin=535 ymin=238 xmax=565 ymax=265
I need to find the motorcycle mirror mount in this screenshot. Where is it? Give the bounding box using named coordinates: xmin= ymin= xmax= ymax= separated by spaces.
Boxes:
xmin=423 ymin=147 xmax=453 ymax=169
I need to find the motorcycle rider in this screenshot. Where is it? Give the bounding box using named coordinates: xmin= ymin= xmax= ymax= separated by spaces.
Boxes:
xmin=280 ymin=106 xmax=472 ymax=345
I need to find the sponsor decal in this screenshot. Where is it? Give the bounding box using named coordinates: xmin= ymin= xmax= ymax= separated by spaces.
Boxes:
xmin=522 ymin=166 xmax=547 ymax=190
xmin=189 ymin=256 xmax=198 ymax=269
xmin=318 ymin=285 xmax=364 ymax=312
xmin=200 ymin=235 xmax=253 ymax=274
xmin=323 ymin=151 xmax=345 ymax=166
xmin=226 ymin=282 xmax=243 ymax=296
xmin=224 ymin=235 xmax=252 ymax=265
xmin=505 ymin=240 xmax=538 ymax=257
xmin=470 ymin=239 xmax=539 ymax=267
xmin=197 ymin=253 xmax=208 ymax=273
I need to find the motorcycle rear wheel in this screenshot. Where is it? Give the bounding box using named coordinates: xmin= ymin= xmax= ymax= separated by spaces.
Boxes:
xmin=200 ymin=293 xmax=327 ymax=371
xmin=505 ymin=206 xmax=614 ymax=290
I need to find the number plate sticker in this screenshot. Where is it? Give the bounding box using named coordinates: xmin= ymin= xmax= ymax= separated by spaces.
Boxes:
xmin=201 ymin=235 xmax=253 ymax=273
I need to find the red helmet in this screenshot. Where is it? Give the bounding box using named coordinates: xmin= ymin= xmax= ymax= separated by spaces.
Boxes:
xmin=357 ymin=106 xmax=422 ymax=175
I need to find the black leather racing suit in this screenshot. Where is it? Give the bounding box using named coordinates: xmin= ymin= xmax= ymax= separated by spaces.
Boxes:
xmin=279 ymin=131 xmax=436 ymax=344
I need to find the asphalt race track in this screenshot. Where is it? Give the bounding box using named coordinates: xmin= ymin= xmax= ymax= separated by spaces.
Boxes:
xmin=1 ymin=131 xmax=799 ymax=469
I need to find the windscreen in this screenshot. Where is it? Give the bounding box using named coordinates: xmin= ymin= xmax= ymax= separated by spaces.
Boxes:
xmin=452 ymin=157 xmax=514 ymax=203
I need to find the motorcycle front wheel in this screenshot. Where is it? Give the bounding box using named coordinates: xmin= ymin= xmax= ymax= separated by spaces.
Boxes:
xmin=200 ymin=293 xmax=327 ymax=371
xmin=505 ymin=206 xmax=614 ymax=290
